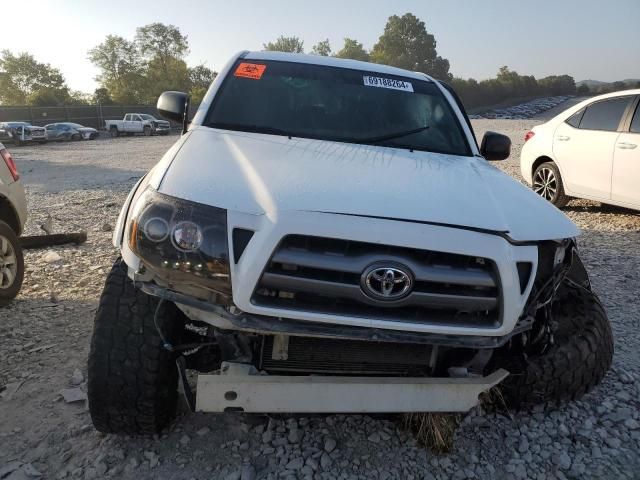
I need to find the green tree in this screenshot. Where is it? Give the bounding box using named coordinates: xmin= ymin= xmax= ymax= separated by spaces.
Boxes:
xmin=311 ymin=39 xmax=332 ymax=56
xmin=0 ymin=50 xmax=70 ymax=105
xmin=263 ymin=36 xmax=304 ymax=53
xmin=576 ymin=84 xmax=590 ymax=96
xmin=135 ymin=23 xmax=189 ymax=61
xmin=370 ymin=13 xmax=451 ymax=80
xmin=67 ymin=90 xmax=91 ymax=105
xmin=142 ymin=56 xmax=190 ymax=103
xmin=88 ymin=35 xmax=145 ymax=104
xmin=188 ymin=65 xmax=217 ymax=105
xmin=334 ymin=38 xmax=369 ymax=61
xmin=189 ymin=64 xmax=216 ymax=89
xmin=134 ymin=23 xmax=191 ymax=103
xmin=92 ymin=87 xmax=114 ymax=105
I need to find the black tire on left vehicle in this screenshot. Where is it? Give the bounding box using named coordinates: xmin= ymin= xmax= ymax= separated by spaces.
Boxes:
xmin=0 ymin=220 xmax=25 ymax=307
xmin=87 ymin=258 xmax=182 ymax=434
xmin=496 ymin=284 xmax=613 ymax=409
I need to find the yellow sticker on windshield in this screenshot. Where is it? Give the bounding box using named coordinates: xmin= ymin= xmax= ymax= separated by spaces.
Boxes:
xmin=235 ymin=63 xmax=267 ymax=80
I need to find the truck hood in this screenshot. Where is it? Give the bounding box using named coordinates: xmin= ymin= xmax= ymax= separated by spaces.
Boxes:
xmin=158 ymin=127 xmax=579 ymax=242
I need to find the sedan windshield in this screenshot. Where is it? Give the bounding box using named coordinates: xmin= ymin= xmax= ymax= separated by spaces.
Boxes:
xmin=205 ymin=60 xmax=470 ymax=156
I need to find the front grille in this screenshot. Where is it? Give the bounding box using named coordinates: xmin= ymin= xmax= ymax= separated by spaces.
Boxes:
xmin=252 ymin=235 xmax=501 ymax=328
xmin=260 ymin=336 xmax=433 ymax=376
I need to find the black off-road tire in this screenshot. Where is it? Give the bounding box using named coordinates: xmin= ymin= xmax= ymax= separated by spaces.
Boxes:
xmin=0 ymin=221 xmax=24 ymax=307
xmin=499 ymin=285 xmax=613 ymax=409
xmin=143 ymin=125 xmax=152 ymax=136
xmin=109 ymin=127 xmax=119 ymax=138
xmin=88 ymin=258 xmax=181 ymax=434
xmin=533 ymin=162 xmax=570 ymax=208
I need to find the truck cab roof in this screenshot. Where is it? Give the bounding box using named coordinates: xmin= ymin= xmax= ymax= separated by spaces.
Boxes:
xmin=243 ymin=51 xmax=435 ymax=83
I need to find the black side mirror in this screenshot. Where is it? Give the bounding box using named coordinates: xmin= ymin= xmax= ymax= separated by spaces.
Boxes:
xmin=480 ymin=131 xmax=511 ymax=161
xmin=157 ymin=91 xmax=190 ymax=134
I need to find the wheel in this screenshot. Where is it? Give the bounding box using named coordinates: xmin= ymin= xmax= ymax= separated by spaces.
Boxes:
xmin=533 ymin=162 xmax=569 ymax=208
xmin=497 ymin=285 xmax=613 ymax=409
xmin=0 ymin=221 xmax=25 ymax=307
xmin=109 ymin=127 xmax=119 ymax=138
xmin=143 ymin=125 xmax=152 ymax=136
xmin=88 ymin=258 xmax=182 ymax=434
xmin=71 ymin=134 xmax=81 ymax=141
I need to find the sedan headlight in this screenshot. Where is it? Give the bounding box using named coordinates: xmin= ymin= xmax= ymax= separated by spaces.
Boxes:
xmin=127 ymin=188 xmax=231 ymax=297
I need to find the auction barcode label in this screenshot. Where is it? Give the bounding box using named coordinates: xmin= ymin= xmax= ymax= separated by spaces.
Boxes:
xmin=363 ymin=75 xmax=414 ymax=92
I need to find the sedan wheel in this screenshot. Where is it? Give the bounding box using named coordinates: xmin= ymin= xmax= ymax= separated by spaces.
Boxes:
xmin=0 ymin=221 xmax=24 ymax=306
xmin=0 ymin=235 xmax=18 ymax=289
xmin=532 ymin=162 xmax=569 ymax=208
xmin=533 ymin=166 xmax=557 ymax=201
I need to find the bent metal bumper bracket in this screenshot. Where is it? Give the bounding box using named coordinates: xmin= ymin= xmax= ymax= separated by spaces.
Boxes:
xmin=195 ymin=362 xmax=509 ymax=413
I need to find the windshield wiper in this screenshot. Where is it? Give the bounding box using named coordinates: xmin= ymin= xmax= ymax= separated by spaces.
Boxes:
xmin=357 ymin=125 xmax=430 ymax=143
xmin=208 ymin=122 xmax=296 ymax=138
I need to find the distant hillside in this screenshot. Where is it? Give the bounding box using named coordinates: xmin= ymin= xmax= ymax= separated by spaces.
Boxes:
xmin=577 ymin=79 xmax=640 ymax=88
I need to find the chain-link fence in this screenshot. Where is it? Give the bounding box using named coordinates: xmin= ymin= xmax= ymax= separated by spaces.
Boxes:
xmin=0 ymin=104 xmax=192 ymax=129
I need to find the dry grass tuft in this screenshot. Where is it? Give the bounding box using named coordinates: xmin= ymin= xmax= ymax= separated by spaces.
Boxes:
xmin=479 ymin=386 xmax=513 ymax=419
xmin=402 ymin=412 xmax=461 ymax=454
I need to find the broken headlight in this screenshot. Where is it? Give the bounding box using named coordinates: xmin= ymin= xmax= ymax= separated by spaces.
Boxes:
xmin=127 ymin=188 xmax=231 ymax=297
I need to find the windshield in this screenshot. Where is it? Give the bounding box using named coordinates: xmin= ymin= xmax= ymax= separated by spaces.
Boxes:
xmin=205 ymin=60 xmax=470 ymax=156
xmin=139 ymin=114 xmax=156 ymax=121
xmin=65 ymin=123 xmax=84 ymax=128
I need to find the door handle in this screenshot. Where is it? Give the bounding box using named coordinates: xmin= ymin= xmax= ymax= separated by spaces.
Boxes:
xmin=556 ymin=135 xmax=570 ymax=141
xmin=617 ymin=142 xmax=637 ymax=150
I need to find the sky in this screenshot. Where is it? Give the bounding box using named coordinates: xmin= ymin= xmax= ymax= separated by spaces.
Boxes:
xmin=1 ymin=0 xmax=638 ymax=93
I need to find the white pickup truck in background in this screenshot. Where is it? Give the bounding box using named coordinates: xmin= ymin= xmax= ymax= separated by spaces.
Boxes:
xmin=104 ymin=113 xmax=171 ymax=137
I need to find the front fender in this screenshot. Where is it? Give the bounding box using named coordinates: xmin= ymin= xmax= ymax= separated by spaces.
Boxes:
xmin=566 ymin=242 xmax=591 ymax=290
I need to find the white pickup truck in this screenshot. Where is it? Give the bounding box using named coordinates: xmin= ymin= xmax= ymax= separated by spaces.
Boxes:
xmin=88 ymin=52 xmax=613 ymax=434
xmin=105 ymin=113 xmax=171 ymax=137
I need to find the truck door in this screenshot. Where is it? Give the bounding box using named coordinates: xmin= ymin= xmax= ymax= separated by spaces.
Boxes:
xmin=132 ymin=115 xmax=143 ymax=133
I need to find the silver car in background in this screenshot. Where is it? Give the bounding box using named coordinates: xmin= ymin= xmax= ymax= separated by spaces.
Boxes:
xmin=45 ymin=122 xmax=99 ymax=141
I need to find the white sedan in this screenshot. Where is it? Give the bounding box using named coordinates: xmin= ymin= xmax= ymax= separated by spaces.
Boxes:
xmin=521 ymin=90 xmax=640 ymax=209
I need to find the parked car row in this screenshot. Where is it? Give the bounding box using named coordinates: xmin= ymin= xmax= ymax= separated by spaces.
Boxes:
xmin=0 ymin=121 xmax=97 ymax=145
xmin=469 ymin=96 xmax=572 ymax=120
xmin=0 ymin=113 xmax=172 ymax=146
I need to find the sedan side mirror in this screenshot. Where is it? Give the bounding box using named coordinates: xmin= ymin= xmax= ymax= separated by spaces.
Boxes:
xmin=480 ymin=131 xmax=511 ymax=161
xmin=157 ymin=91 xmax=190 ymax=134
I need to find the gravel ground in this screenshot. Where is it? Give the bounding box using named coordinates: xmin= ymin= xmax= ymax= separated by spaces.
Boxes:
xmin=1 ymin=111 xmax=639 ymax=480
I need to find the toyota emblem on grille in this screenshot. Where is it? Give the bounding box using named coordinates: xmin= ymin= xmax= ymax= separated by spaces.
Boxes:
xmin=361 ymin=263 xmax=413 ymax=301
